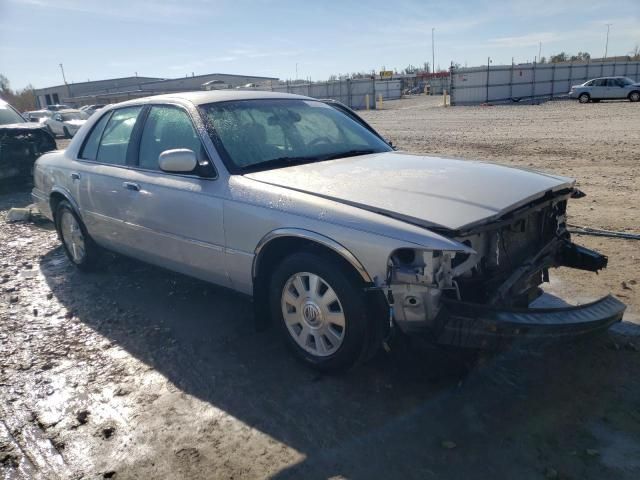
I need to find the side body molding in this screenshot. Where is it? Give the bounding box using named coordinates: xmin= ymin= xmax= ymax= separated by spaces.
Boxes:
xmin=252 ymin=228 xmax=373 ymax=283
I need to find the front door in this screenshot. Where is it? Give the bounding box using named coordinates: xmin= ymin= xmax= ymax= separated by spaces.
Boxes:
xmin=114 ymin=104 xmax=230 ymax=288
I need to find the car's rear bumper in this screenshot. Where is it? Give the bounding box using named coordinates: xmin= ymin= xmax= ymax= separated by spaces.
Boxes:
xmin=434 ymin=294 xmax=625 ymax=349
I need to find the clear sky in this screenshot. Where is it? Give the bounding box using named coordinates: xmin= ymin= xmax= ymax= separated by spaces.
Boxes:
xmin=1 ymin=0 xmax=638 ymax=90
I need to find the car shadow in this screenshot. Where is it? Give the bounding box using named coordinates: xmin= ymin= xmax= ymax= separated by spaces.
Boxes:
xmin=37 ymin=243 xmax=630 ymax=479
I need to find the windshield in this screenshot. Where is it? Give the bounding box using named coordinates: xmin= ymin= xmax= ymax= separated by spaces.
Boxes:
xmin=61 ymin=112 xmax=87 ymax=121
xmin=200 ymin=99 xmax=392 ymax=173
xmin=0 ymin=103 xmax=26 ymax=125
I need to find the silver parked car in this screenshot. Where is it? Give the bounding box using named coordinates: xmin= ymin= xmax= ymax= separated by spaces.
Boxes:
xmin=32 ymin=91 xmax=625 ymax=370
xmin=569 ymin=76 xmax=640 ymax=103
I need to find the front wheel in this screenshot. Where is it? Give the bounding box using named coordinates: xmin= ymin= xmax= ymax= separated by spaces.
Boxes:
xmin=578 ymin=93 xmax=590 ymax=104
xmin=629 ymin=91 xmax=640 ymax=102
xmin=55 ymin=200 xmax=100 ymax=271
xmin=269 ymin=251 xmax=370 ymax=371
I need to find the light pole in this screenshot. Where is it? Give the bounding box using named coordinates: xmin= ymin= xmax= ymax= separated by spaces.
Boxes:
xmin=59 ymin=63 xmax=71 ymax=101
xmin=431 ymin=27 xmax=435 ymax=73
xmin=604 ymin=23 xmax=612 ymax=58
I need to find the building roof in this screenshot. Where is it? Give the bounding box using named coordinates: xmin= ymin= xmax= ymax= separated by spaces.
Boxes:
xmin=33 ymin=75 xmax=164 ymax=93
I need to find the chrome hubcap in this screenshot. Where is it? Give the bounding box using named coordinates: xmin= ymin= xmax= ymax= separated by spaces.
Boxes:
xmin=60 ymin=211 xmax=85 ymax=263
xmin=281 ymin=272 xmax=345 ymax=357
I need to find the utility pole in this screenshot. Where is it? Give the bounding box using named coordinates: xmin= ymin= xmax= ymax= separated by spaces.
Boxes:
xmin=538 ymin=42 xmax=542 ymax=62
xmin=59 ymin=63 xmax=67 ymax=84
xmin=431 ymin=28 xmax=435 ymax=73
xmin=59 ymin=63 xmax=71 ymax=102
xmin=604 ymin=23 xmax=612 ymax=58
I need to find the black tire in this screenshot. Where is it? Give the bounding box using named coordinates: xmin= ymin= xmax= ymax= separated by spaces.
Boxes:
xmin=63 ymin=126 xmax=71 ymax=139
xmin=269 ymin=251 xmax=370 ymax=371
xmin=629 ymin=91 xmax=640 ymax=103
xmin=578 ymin=93 xmax=590 ymax=104
xmin=54 ymin=200 xmax=100 ymax=271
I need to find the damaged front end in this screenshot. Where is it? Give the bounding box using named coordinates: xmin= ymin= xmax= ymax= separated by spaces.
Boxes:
xmin=0 ymin=124 xmax=56 ymax=183
xmin=386 ymin=188 xmax=626 ymax=347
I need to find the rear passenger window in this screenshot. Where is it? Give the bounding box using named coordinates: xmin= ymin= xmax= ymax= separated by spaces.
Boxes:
xmin=138 ymin=105 xmax=206 ymax=171
xmin=80 ymin=112 xmax=111 ymax=160
xmin=96 ymin=106 xmax=143 ymax=165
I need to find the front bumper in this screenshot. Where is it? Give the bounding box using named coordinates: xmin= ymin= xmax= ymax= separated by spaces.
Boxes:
xmin=434 ymin=295 xmax=625 ymax=349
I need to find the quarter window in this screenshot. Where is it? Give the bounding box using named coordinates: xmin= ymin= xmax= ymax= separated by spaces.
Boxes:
xmin=96 ymin=106 xmax=143 ymax=165
xmin=138 ymin=105 xmax=206 ymax=171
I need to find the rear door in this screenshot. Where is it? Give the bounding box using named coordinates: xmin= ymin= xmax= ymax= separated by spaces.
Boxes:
xmin=77 ymin=106 xmax=145 ymax=253
xmin=112 ymin=103 xmax=230 ymax=287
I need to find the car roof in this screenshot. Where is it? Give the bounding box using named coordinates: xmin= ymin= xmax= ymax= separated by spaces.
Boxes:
xmin=119 ymin=90 xmax=312 ymax=107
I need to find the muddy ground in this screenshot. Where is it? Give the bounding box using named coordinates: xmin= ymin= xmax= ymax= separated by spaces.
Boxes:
xmin=1 ymin=98 xmax=640 ymax=479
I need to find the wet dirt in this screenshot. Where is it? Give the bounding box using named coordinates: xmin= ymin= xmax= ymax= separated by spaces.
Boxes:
xmin=1 ymin=100 xmax=640 ymax=479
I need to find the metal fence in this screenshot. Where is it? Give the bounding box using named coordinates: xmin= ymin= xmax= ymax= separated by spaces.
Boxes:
xmin=450 ymin=61 xmax=640 ymax=105
xmin=269 ymin=79 xmax=402 ymax=109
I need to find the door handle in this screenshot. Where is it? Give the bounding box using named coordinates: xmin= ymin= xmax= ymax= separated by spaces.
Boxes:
xmin=123 ymin=182 xmax=141 ymax=192
xmin=70 ymin=172 xmax=80 ymax=180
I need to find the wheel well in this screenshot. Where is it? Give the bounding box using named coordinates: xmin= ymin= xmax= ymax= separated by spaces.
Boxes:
xmin=49 ymin=192 xmax=67 ymax=221
xmin=254 ymin=237 xmax=367 ymax=290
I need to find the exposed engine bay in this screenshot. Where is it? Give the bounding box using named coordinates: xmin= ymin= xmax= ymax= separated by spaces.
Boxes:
xmin=386 ymin=188 xmax=612 ymax=335
xmin=0 ymin=124 xmax=56 ymax=182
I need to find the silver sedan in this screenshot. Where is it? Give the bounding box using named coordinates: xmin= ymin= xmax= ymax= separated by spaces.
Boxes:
xmin=32 ymin=91 xmax=625 ymax=370
xmin=569 ymin=76 xmax=640 ymax=103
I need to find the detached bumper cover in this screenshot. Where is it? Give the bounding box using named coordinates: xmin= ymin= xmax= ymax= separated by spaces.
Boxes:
xmin=435 ymin=295 xmax=625 ymax=348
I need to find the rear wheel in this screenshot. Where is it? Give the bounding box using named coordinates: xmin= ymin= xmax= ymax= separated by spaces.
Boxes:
xmin=629 ymin=91 xmax=640 ymax=102
xmin=578 ymin=93 xmax=590 ymax=104
xmin=55 ymin=200 xmax=100 ymax=271
xmin=269 ymin=251 xmax=370 ymax=371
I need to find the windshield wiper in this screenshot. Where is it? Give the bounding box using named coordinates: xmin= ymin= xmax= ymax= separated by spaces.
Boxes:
xmin=322 ymin=149 xmax=377 ymax=160
xmin=241 ymin=149 xmax=378 ymax=173
xmin=241 ymin=155 xmax=322 ymax=173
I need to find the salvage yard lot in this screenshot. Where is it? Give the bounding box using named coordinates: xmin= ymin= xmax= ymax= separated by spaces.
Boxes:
xmin=1 ymin=97 xmax=639 ymax=479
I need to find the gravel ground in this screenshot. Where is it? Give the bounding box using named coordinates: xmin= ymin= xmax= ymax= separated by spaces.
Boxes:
xmin=1 ymin=99 xmax=640 ymax=479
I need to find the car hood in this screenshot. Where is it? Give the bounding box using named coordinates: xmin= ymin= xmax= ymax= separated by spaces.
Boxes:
xmin=244 ymin=152 xmax=575 ymax=231
xmin=0 ymin=121 xmax=48 ymax=131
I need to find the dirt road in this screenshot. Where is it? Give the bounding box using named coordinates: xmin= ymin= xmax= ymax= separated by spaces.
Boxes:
xmin=1 ymin=99 xmax=640 ymax=479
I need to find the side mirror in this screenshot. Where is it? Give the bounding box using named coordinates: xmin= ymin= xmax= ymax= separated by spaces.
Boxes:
xmin=158 ymin=148 xmax=197 ymax=173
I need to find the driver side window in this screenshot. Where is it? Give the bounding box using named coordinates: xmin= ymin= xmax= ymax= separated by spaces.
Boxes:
xmin=138 ymin=105 xmax=208 ymax=171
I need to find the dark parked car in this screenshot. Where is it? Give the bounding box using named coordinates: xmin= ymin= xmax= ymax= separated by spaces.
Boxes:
xmin=0 ymin=98 xmax=56 ymax=184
